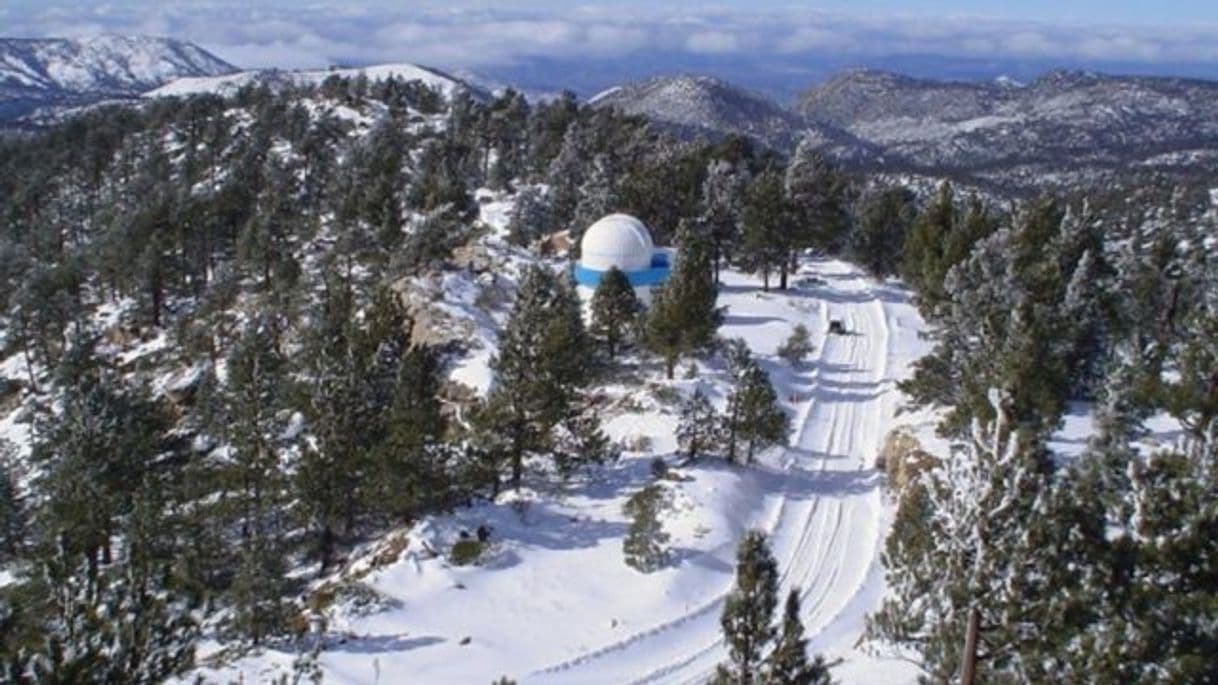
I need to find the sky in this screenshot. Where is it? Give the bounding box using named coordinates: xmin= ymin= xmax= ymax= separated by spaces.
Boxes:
xmin=4 ymin=1 xmax=1218 ymax=75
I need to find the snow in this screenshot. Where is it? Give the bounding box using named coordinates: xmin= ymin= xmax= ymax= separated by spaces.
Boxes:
xmin=197 ymin=259 xmax=926 ymax=684
xmin=146 ymin=63 xmax=465 ymax=99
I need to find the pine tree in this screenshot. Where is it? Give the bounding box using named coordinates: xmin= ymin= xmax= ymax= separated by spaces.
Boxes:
xmin=643 ymin=223 xmax=721 ymax=378
xmin=506 ymin=186 xmax=551 ymax=247
xmin=868 ymin=390 xmax=1053 ymax=684
xmin=740 ymin=170 xmax=791 ymax=291
xmin=0 ymin=442 xmax=23 ymax=561
xmin=590 ymin=267 xmax=641 ymax=360
xmin=700 ymin=159 xmax=748 ymax=284
xmin=784 ymin=139 xmax=849 ymax=279
xmin=719 ymin=530 xmax=779 ymax=683
xmin=765 ymin=590 xmax=833 ymax=685
xmin=622 ymin=484 xmax=670 ymax=573
xmin=676 ymin=389 xmax=721 ymax=462
xmin=725 ymin=360 xmax=788 ymax=464
xmin=572 ymin=154 xmax=618 ymax=235
xmin=850 ymin=186 xmax=915 ymax=279
xmin=776 ymin=325 xmax=813 ymax=367
xmin=218 ymin=318 xmax=295 ymax=643
xmin=488 ymin=266 xmax=591 ymax=489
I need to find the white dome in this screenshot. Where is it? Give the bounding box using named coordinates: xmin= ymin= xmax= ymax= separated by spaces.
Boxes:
xmin=580 ymin=214 xmax=654 ymax=272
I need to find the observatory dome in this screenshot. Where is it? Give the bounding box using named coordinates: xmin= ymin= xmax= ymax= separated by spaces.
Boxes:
xmin=579 ymin=214 xmax=655 ymax=272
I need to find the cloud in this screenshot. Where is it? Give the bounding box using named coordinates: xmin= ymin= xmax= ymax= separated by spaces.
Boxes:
xmin=685 ymin=30 xmax=740 ymax=54
xmin=5 ymin=2 xmax=1218 ymax=71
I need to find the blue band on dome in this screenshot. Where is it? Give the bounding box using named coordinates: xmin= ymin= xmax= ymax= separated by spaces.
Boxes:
xmin=573 ymin=263 xmax=671 ymax=288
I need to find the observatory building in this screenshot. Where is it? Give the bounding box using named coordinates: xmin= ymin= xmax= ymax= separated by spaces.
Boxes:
xmin=573 ymin=214 xmax=672 ymax=307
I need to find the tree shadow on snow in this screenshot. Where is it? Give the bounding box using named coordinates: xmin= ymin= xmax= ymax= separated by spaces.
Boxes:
xmin=326 ymin=633 xmax=445 ymax=655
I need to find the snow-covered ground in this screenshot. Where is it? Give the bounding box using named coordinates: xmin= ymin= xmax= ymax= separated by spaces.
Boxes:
xmin=194 ymin=258 xmax=929 ymax=684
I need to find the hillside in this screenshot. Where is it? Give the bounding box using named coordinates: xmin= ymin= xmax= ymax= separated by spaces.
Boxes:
xmin=147 ymin=63 xmax=483 ymax=101
xmin=590 ymin=68 xmax=1218 ymax=197
xmin=0 ymin=35 xmax=235 ymax=122
xmin=0 ymin=43 xmax=1214 ymax=685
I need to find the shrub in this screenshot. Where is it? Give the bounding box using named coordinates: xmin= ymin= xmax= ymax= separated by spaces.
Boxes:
xmin=777 ymin=324 xmax=814 ymax=366
xmin=450 ymin=539 xmax=486 ymax=566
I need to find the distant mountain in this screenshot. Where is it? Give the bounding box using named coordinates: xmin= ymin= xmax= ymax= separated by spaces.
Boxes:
xmin=794 ymin=68 xmax=1218 ymax=180
xmin=588 ymin=74 xmax=878 ymax=161
xmin=0 ymin=35 xmax=236 ymax=123
xmin=587 ymin=67 xmax=1218 ymax=196
xmin=147 ymin=63 xmax=484 ymax=101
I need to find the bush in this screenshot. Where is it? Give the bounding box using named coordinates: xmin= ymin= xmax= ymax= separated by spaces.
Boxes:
xmin=450 ymin=539 xmax=486 ymax=566
xmin=777 ymin=324 xmax=814 ymax=366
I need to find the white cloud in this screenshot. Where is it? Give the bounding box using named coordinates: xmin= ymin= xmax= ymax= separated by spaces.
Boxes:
xmin=5 ymin=3 xmax=1218 ymax=71
xmin=685 ymin=30 xmax=740 ymax=54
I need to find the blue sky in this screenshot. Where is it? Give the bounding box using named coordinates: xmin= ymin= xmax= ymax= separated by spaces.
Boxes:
xmin=4 ymin=1 xmax=1217 ymax=73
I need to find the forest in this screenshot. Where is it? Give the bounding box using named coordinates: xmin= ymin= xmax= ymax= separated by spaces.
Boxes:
xmin=0 ymin=73 xmax=1214 ymax=683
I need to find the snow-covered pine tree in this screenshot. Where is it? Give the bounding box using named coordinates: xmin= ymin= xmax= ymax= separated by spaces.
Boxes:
xmin=717 ymin=530 xmax=779 ymax=684
xmin=590 ymin=266 xmax=641 ymax=360
xmin=506 ymin=186 xmax=551 ymax=247
xmin=622 ymin=484 xmax=670 ymax=573
xmin=700 ymin=159 xmax=748 ymax=284
xmin=868 ymin=389 xmax=1053 ymax=684
xmin=765 ymin=590 xmax=833 ymax=685
xmin=784 ymin=138 xmax=848 ymax=270
xmin=572 ymin=154 xmax=619 ymax=236
xmin=676 ymin=389 xmax=721 ymax=462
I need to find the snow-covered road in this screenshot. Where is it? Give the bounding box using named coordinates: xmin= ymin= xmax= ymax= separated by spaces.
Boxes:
xmin=533 ymin=261 xmax=923 ymax=684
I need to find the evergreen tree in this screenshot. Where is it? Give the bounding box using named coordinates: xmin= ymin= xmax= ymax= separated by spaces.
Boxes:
xmin=295 ymin=275 xmax=372 ymax=572
xmin=739 ymin=170 xmax=791 ymax=291
xmin=217 ymin=318 xmax=295 ymax=643
xmin=506 ymin=186 xmax=551 ymax=247
xmin=776 ymin=325 xmax=813 ymax=367
xmin=643 ymin=223 xmax=721 ymax=378
xmin=718 ymin=530 xmax=779 ymax=684
xmin=622 ymin=484 xmax=670 ymax=573
xmin=765 ymin=590 xmax=833 ymax=685
xmin=0 ymin=443 xmax=23 ymax=561
xmin=850 ymin=186 xmax=915 ymax=279
xmin=868 ymin=390 xmax=1053 ymax=684
xmin=590 ymin=267 xmax=641 ymax=360
xmin=784 ymin=139 xmax=849 ymax=278
xmin=700 ymin=159 xmax=748 ymax=284
xmin=725 ymin=360 xmax=788 ymax=464
xmin=676 ymin=389 xmax=721 ymax=462
xmin=488 ymin=266 xmax=590 ymax=489
xmin=572 ymin=154 xmax=618 ymax=235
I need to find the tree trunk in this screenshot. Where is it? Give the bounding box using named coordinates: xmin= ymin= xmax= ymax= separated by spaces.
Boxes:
xmin=666 ymin=356 xmax=676 ymax=379
xmin=960 ymin=605 xmax=980 ymax=685
xmin=762 ymin=269 xmax=770 ymax=292
xmin=779 ymin=258 xmax=789 ymax=290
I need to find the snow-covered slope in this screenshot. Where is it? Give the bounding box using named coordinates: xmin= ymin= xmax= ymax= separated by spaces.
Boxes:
xmin=591 ymin=74 xmax=810 ymax=149
xmin=147 ymin=63 xmax=479 ymax=100
xmin=0 ymin=35 xmax=236 ymax=123
xmin=796 ymin=68 xmax=1218 ymax=176
xmin=191 ymin=256 xmax=928 ymax=684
